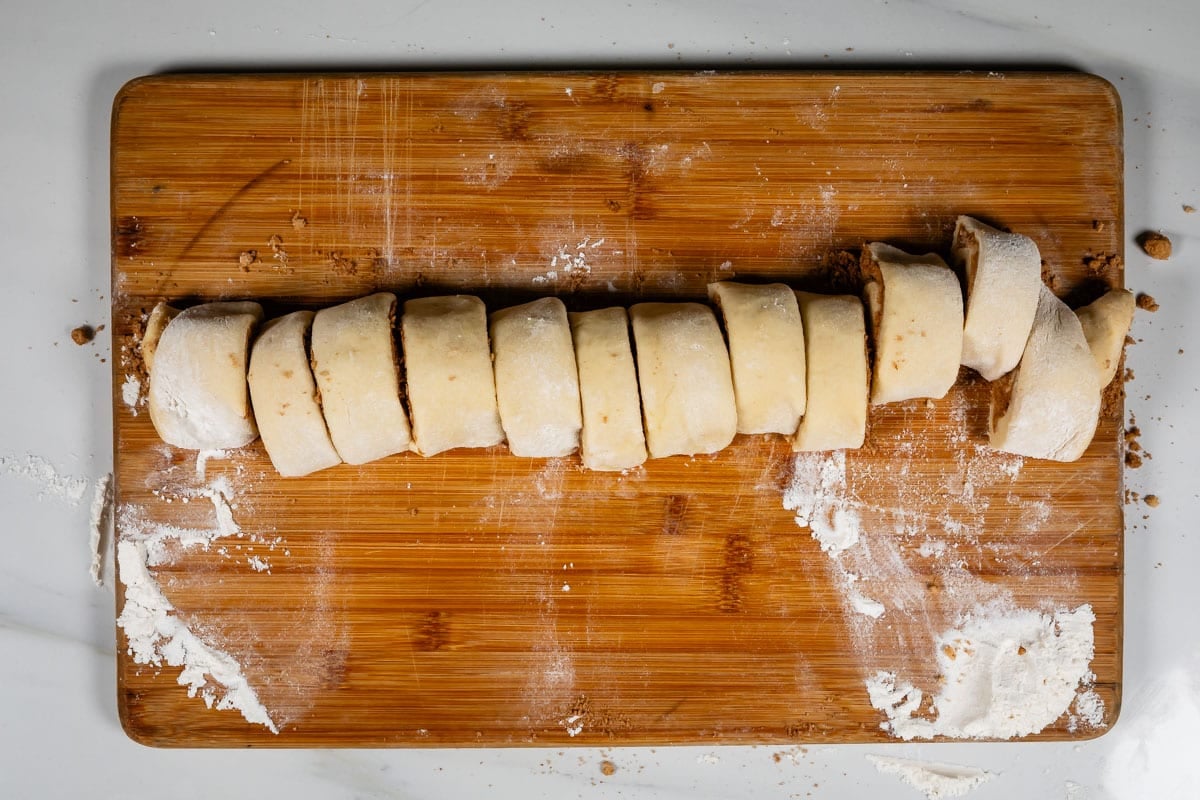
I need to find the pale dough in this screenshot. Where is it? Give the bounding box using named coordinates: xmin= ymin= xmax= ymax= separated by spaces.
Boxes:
xmin=147 ymin=301 xmax=263 ymax=450
xmin=708 ymin=281 xmax=807 ymax=435
xmin=952 ymin=215 xmax=1042 ymax=381
xmin=989 ymin=285 xmax=1101 ymax=462
xmin=490 ymin=297 xmax=583 ymax=458
xmin=141 ymin=301 xmax=180 ymax=374
xmin=862 ymin=242 xmax=964 ymax=405
xmin=310 ymin=293 xmax=413 ymax=465
xmin=401 ymin=295 xmax=506 ymax=456
xmin=1074 ymin=289 xmax=1136 ymax=389
xmin=629 ymin=302 xmax=737 ymax=458
xmin=247 ymin=311 xmax=342 ymax=477
xmin=568 ymin=307 xmax=648 ymax=471
xmin=792 ymin=292 xmax=869 ymax=452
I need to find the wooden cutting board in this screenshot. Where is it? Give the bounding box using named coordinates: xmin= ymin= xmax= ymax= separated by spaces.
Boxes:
xmin=111 ymin=71 xmax=1124 ymax=747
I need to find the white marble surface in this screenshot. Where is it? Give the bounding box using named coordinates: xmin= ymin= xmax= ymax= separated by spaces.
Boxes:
xmin=2 ymin=1 xmax=1198 ymax=797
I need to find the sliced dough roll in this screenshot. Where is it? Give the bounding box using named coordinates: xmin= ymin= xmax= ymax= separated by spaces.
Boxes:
xmin=862 ymin=242 xmax=964 ymax=405
xmin=148 ymin=301 xmax=263 ymax=450
xmin=952 ymin=216 xmax=1042 ymax=381
xmin=708 ymin=281 xmax=807 ymax=435
xmin=990 ymin=285 xmax=1101 ymax=462
xmin=310 ymin=293 xmax=412 ymax=465
xmin=1075 ymin=289 xmax=1136 ymax=389
xmin=401 ymin=295 xmax=506 ymax=457
xmin=569 ymin=307 xmax=648 ymax=471
xmin=629 ymin=302 xmax=737 ymax=459
xmin=491 ymin=297 xmax=582 ymax=457
xmin=247 ymin=311 xmax=342 ymax=477
xmin=792 ymin=292 xmax=870 ymax=452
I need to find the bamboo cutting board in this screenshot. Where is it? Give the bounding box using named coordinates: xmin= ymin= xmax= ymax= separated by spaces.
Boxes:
xmin=111 ymin=72 xmax=1124 ymax=747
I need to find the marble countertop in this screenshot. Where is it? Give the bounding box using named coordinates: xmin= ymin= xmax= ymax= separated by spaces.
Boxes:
xmin=2 ymin=1 xmax=1197 ymax=797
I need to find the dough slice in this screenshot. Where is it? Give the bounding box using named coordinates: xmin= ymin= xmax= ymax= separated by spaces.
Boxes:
xmin=792 ymin=292 xmax=870 ymax=451
xmin=310 ymin=293 xmax=412 ymax=465
xmin=401 ymin=295 xmax=506 ymax=456
xmin=491 ymin=297 xmax=582 ymax=457
xmin=989 ymin=285 xmax=1101 ymax=462
xmin=862 ymin=242 xmax=964 ymax=405
xmin=569 ymin=307 xmax=648 ymax=471
xmin=247 ymin=311 xmax=342 ymax=477
xmin=629 ymin=302 xmax=737 ymax=458
xmin=1074 ymin=289 xmax=1136 ymax=389
xmin=707 ymin=281 xmax=807 ymax=435
xmin=141 ymin=301 xmax=180 ymax=374
xmin=952 ymin=216 xmax=1042 ymax=381
xmin=148 ymin=301 xmax=264 ymax=450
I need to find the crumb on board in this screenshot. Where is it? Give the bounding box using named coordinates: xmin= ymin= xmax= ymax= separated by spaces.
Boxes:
xmin=1138 ymin=231 xmax=1172 ymax=260
xmin=1083 ymin=252 xmax=1123 ymax=278
xmin=291 ymin=210 xmax=308 ymax=230
xmin=238 ymin=249 xmax=259 ymax=270
xmin=1092 ymin=219 xmax=1106 ymax=231
xmin=71 ymin=325 xmax=95 ymax=345
xmin=1136 ymin=293 xmax=1160 ymax=312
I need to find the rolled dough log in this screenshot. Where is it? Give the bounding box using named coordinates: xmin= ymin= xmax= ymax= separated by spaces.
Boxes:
xmin=569 ymin=307 xmax=648 ymax=471
xmin=952 ymin=216 xmax=1042 ymax=381
xmin=862 ymin=242 xmax=964 ymax=404
xmin=1074 ymin=289 xmax=1136 ymax=389
xmin=707 ymin=281 xmax=807 ymax=435
xmin=401 ymin=295 xmax=506 ymax=456
xmin=247 ymin=311 xmax=342 ymax=477
xmin=630 ymin=302 xmax=737 ymax=458
xmin=792 ymin=292 xmax=869 ymax=452
xmin=310 ymin=293 xmax=413 ymax=465
xmin=147 ymin=301 xmax=263 ymax=450
xmin=989 ymin=285 xmax=1101 ymax=462
xmin=490 ymin=297 xmax=583 ymax=458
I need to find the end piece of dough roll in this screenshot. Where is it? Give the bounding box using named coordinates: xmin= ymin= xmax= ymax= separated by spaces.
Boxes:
xmin=491 ymin=298 xmax=583 ymax=458
xmin=401 ymin=295 xmax=506 ymax=457
xmin=792 ymin=292 xmax=869 ymax=452
xmin=1074 ymin=289 xmax=1136 ymax=389
xmin=630 ymin=302 xmax=737 ymax=459
xmin=862 ymin=242 xmax=964 ymax=405
xmin=310 ymin=293 xmax=413 ymax=465
xmin=569 ymin=308 xmax=648 ymax=471
xmin=148 ymin=301 xmax=263 ymax=450
xmin=248 ymin=311 xmax=342 ymax=477
xmin=989 ymin=285 xmax=1101 ymax=462
xmin=141 ymin=302 xmax=180 ymax=374
xmin=953 ymin=215 xmax=1042 ymax=381
xmin=708 ymin=281 xmax=807 ymax=435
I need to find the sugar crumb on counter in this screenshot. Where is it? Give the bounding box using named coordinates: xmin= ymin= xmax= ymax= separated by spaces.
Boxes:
xmin=1136 ymin=293 xmax=1160 ymax=312
xmin=71 ymin=325 xmax=95 ymax=345
xmin=1137 ymin=230 xmax=1172 ymax=260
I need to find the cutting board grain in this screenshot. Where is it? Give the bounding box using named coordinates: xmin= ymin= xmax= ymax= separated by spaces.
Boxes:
xmin=111 ymin=72 xmax=1124 ymax=747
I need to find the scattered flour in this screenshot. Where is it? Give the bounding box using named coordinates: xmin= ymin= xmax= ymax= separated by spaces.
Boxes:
xmin=865 ymin=603 xmax=1098 ymax=740
xmin=1 ymin=453 xmax=89 ymax=505
xmin=117 ymin=539 xmax=277 ymax=733
xmin=783 ymin=450 xmax=861 ymax=555
xmin=89 ymin=473 xmax=114 ymax=586
xmin=116 ymin=452 xmax=280 ymax=733
xmin=868 ymin=755 xmax=994 ymax=799
xmin=122 ymin=374 xmax=142 ymax=412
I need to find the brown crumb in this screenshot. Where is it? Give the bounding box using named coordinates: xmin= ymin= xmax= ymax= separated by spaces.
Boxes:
xmin=1138 ymin=231 xmax=1172 ymax=260
xmin=1040 ymin=260 xmax=1058 ymax=290
xmin=1184 ymin=204 xmax=1196 ymax=214
xmin=1144 ymin=494 xmax=1160 ymax=507
xmin=291 ymin=210 xmax=308 ymax=230
xmin=1136 ymin=293 xmax=1159 ymax=312
xmin=1092 ymin=219 xmax=1106 ymax=232
xmin=1125 ymin=451 xmax=1143 ymax=468
xmin=70 ymin=325 xmax=94 ymax=345
xmin=329 ymin=251 xmax=357 ymax=276
xmin=238 ymin=249 xmax=259 ymax=270
xmin=599 ymin=760 xmax=616 ymax=776
xmin=1083 ymin=252 xmax=1123 ymax=278
xmin=817 ymin=249 xmax=862 ymax=293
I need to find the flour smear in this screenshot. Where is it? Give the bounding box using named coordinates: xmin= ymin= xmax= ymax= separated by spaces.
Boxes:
xmin=115 ymin=451 xmax=278 ymax=733
xmin=868 ymin=755 xmax=994 ymax=799
xmin=781 ymin=397 xmax=1104 ymax=742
